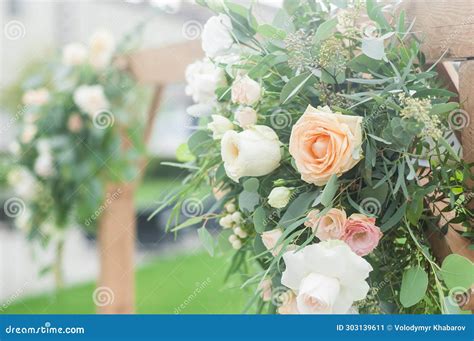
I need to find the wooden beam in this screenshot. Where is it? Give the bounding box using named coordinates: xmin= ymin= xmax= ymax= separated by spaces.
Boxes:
xmin=401 ymin=0 xmax=474 ymax=62
xmin=117 ymin=40 xmax=204 ymax=85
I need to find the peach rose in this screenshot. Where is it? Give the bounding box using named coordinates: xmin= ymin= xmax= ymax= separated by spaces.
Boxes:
xmin=289 ymin=105 xmax=363 ymax=186
xmin=277 ymin=290 xmax=299 ymax=314
xmin=342 ymin=214 xmax=382 ymax=256
xmin=305 ymin=208 xmax=347 ymax=240
xmin=67 ymin=114 xmax=83 ymax=133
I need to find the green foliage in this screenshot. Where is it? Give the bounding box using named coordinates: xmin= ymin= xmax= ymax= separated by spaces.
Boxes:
xmin=160 ymin=0 xmax=473 ymax=315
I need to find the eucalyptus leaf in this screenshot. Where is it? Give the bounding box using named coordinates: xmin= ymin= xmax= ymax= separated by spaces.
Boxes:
xmin=400 ymin=266 xmax=428 ymax=308
xmin=198 ymin=226 xmax=215 ymax=257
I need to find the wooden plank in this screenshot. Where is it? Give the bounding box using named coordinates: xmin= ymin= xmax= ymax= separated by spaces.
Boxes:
xmin=117 ymin=40 xmax=204 ymax=85
xmin=401 ymin=0 xmax=474 ymax=62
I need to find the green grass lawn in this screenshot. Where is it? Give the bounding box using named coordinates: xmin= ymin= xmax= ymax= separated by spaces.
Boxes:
xmin=1 ymin=252 xmax=250 ymax=314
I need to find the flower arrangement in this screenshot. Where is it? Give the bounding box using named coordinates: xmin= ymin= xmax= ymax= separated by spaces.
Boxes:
xmin=6 ymin=29 xmax=145 ymax=283
xmin=164 ymin=0 xmax=474 ymax=314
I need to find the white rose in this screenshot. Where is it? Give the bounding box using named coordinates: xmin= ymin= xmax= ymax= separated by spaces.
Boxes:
xmin=88 ymin=30 xmax=115 ymax=70
xmin=62 ymin=43 xmax=87 ymax=66
xmin=201 ymin=14 xmax=233 ymax=58
xmin=268 ymin=187 xmax=291 ymax=208
xmin=221 ymin=125 xmax=281 ymax=182
xmin=235 ymin=107 xmax=258 ymax=128
xmin=185 ymin=58 xmax=225 ymax=106
xmin=7 ymin=168 xmax=38 ymax=200
xmin=22 ymin=88 xmax=50 ymax=106
xmin=73 ymin=85 xmax=109 ymax=116
xmin=281 ymin=240 xmax=372 ymax=314
xmin=262 ymin=228 xmax=283 ymax=256
xmin=231 ymin=75 xmax=262 ymax=106
xmin=34 ymin=151 xmax=55 ymax=178
xmin=208 ymin=115 xmax=234 ymax=140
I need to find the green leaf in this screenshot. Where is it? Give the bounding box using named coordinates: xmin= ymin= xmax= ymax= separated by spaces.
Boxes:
xmin=176 ymin=143 xmax=195 ymax=162
xmin=439 ymin=137 xmax=461 ymax=162
xmin=198 ymin=226 xmax=215 ymax=257
xmin=280 ymin=72 xmax=314 ymax=104
xmin=253 ymin=206 xmax=267 ymax=233
xmin=367 ymin=133 xmax=392 ymax=145
xmin=257 ymin=24 xmax=286 ymax=40
xmin=320 ymin=175 xmax=338 ymax=207
xmin=243 ymin=178 xmax=259 ymax=192
xmin=171 ymin=216 xmax=203 ymax=232
xmin=239 ymin=190 xmax=260 ymax=212
xmin=400 ymin=266 xmax=429 ymax=308
xmin=430 ymin=102 xmax=458 ymax=116
xmin=313 ymin=18 xmax=337 ymax=42
xmin=248 ymin=53 xmax=288 ymax=79
xmin=279 ymin=191 xmax=317 ymax=228
xmin=188 ymin=130 xmax=211 ymax=156
xmin=362 ymin=37 xmax=385 ymax=60
xmin=441 ymin=254 xmax=474 ymax=290
xmin=380 ymin=202 xmax=407 ymax=232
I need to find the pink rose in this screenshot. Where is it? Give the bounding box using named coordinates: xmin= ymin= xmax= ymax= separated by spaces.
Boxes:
xmin=342 ymin=214 xmax=382 ymax=256
xmin=305 ymin=208 xmax=347 ymax=240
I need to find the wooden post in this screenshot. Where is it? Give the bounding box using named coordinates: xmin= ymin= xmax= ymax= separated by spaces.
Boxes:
xmin=96 ymin=41 xmax=203 ymax=314
xmin=97 ymin=183 xmax=136 ymax=314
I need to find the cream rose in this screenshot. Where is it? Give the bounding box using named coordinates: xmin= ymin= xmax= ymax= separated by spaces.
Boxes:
xmin=231 ymin=75 xmax=262 ymax=106
xmin=208 ymin=115 xmax=234 ymax=140
xmin=289 ymin=105 xmax=363 ymax=186
xmin=88 ymin=30 xmax=115 ymax=70
xmin=268 ymin=187 xmax=291 ymax=209
xmin=221 ymin=125 xmax=281 ymax=182
xmin=235 ymin=107 xmax=258 ymax=128
xmin=304 ymin=208 xmax=347 ymax=240
xmin=73 ymin=85 xmax=109 ymax=116
xmin=281 ymin=240 xmax=372 ymax=314
xmin=201 ymin=14 xmax=234 ymax=58
xmin=262 ymin=228 xmax=283 ymax=256
xmin=62 ymin=43 xmax=87 ymax=66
